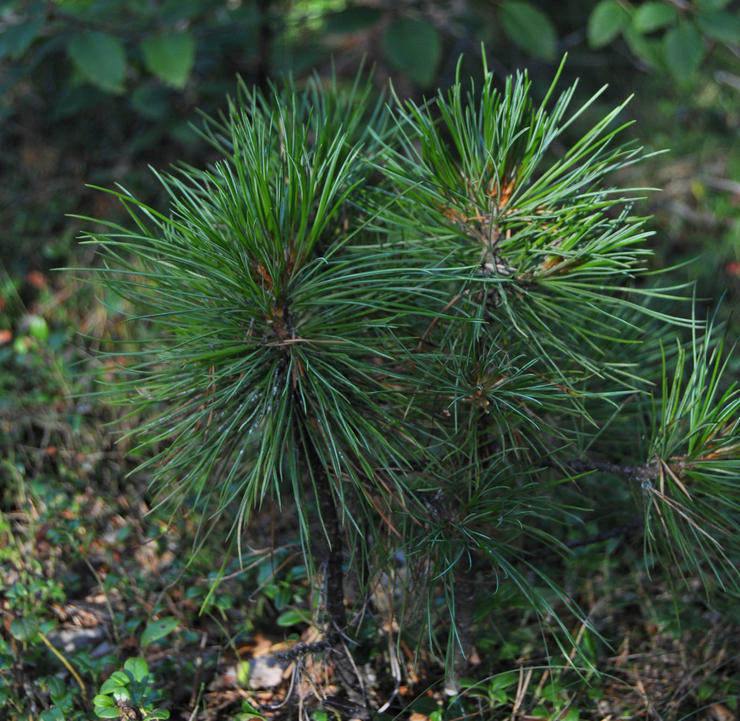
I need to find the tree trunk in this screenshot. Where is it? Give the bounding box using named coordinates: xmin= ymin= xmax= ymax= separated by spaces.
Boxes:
xmin=451 ymin=561 xmax=475 ymax=687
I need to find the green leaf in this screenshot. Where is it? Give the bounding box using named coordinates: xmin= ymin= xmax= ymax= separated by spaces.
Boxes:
xmin=94 ymin=707 xmax=121 ymax=720
xmin=500 ymin=1 xmax=557 ymax=60
xmin=28 ymin=315 xmax=49 ymax=343
xmin=100 ymin=676 xmax=127 ymax=694
xmin=623 ymin=25 xmax=665 ymax=67
xmin=112 ymin=686 xmax=131 ymax=703
xmin=39 ymin=708 xmax=65 ymax=721
xmin=383 ymin=17 xmax=441 ymax=87
xmin=236 ymin=661 xmax=251 ymax=687
xmin=276 ymin=609 xmax=307 ymax=626
xmin=588 ymin=1 xmax=629 ymax=48
xmin=141 ymin=617 xmax=179 ymax=646
xmin=663 ymin=21 xmax=704 ymax=83
xmin=694 ymin=0 xmax=730 ymax=9
xmin=632 ymin=2 xmax=677 ymax=33
xmin=47 ymin=676 xmax=67 ymax=702
xmin=489 ymin=670 xmax=518 ymax=691
xmin=141 ymin=32 xmax=196 ymax=88
xmin=9 ymin=616 xmax=39 ymax=642
xmin=324 ymin=7 xmax=381 ymax=34
xmin=694 ymin=10 xmax=740 ymax=45
xmin=67 ymin=31 xmax=126 ymax=94
xmin=93 ymin=694 xmax=116 ymax=708
xmin=0 ymin=17 xmax=43 ymax=60
xmin=147 ymin=710 xmax=170 ymax=720
xmin=124 ymin=656 xmax=149 ymax=682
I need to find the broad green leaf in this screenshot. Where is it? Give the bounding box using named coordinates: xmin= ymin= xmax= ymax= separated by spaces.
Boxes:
xmin=67 ymin=31 xmax=126 ymax=94
xmin=147 ymin=711 xmax=170 ymax=720
xmin=489 ymin=670 xmax=518 ymax=690
xmin=94 ymin=708 xmax=121 ymax=719
xmin=47 ymin=676 xmax=67 ymax=702
xmin=663 ymin=21 xmax=704 ymax=83
xmin=623 ymin=25 xmax=664 ymax=67
xmin=9 ymin=616 xmax=38 ymax=641
xmin=632 ymin=2 xmax=677 ymax=33
xmin=141 ymin=32 xmax=195 ymax=88
xmin=111 ymin=686 xmax=131 ymax=702
xmin=324 ymin=7 xmax=381 ymax=34
xmin=276 ymin=609 xmax=307 ymax=626
xmin=93 ymin=695 xmax=115 ymax=708
xmin=39 ymin=709 xmax=65 ymax=721
xmin=694 ymin=0 xmax=730 ymax=9
xmin=141 ymin=616 xmax=179 ymax=646
xmin=0 ymin=17 xmax=43 ymax=60
xmin=124 ymin=656 xmax=149 ymax=681
xmin=695 ymin=10 xmax=740 ymax=45
xmin=588 ymin=1 xmax=629 ymax=48
xmin=383 ymin=17 xmax=441 ymax=87
xmin=100 ymin=676 xmax=127 ymax=694
xmin=500 ymin=1 xmax=557 ymax=60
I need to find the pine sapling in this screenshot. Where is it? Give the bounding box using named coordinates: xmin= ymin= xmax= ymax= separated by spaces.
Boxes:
xmin=82 ymin=57 xmax=739 ymax=714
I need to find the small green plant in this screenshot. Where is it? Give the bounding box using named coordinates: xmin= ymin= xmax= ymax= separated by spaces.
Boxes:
xmin=588 ymin=0 xmax=739 ymax=85
xmin=81 ymin=57 xmax=739 ymax=715
xmin=93 ymin=657 xmax=169 ymax=720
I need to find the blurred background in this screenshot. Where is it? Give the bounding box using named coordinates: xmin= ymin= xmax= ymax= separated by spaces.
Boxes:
xmin=0 ymin=2 xmax=738 ymax=718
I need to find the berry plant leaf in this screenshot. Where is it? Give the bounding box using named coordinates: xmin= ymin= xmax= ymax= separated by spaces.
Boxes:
xmin=588 ymin=0 xmax=629 ymax=48
xmin=632 ymin=2 xmax=677 ymax=33
xmin=500 ymin=1 xmax=557 ymax=60
xmin=384 ymin=17 xmax=441 ymax=87
xmin=67 ymin=30 xmax=126 ymax=94
xmin=141 ymin=32 xmax=196 ymax=88
xmin=663 ymin=21 xmax=705 ymax=83
xmin=141 ymin=617 xmax=179 ymax=646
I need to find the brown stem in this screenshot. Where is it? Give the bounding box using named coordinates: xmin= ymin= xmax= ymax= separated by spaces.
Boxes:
xmin=298 ymin=422 xmax=370 ymax=715
xmin=300 ymin=426 xmax=346 ymax=634
xmin=452 ymin=560 xmax=475 ymax=681
xmin=568 ymin=458 xmax=658 ymax=483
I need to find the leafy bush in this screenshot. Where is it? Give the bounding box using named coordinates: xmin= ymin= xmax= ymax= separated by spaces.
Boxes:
xmin=94 ymin=657 xmax=169 ymax=720
xmin=81 ymin=58 xmax=739 ymax=715
xmin=587 ymin=0 xmax=739 ymax=84
xmin=3 ymin=0 xmax=736 ymax=123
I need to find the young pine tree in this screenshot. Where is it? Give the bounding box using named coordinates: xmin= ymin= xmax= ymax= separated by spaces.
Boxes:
xmin=83 ymin=59 xmax=739 ymax=715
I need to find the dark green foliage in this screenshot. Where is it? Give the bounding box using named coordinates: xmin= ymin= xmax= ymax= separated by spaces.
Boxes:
xmin=81 ymin=58 xmax=739 ymax=706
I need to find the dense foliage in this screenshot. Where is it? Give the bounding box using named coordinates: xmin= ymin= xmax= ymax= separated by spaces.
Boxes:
xmin=78 ymin=60 xmax=738 ymax=716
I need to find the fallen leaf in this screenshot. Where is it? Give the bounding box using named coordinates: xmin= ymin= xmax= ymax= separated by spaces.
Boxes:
xmin=27 ymin=270 xmax=47 ymax=289
xmin=708 ymin=704 xmax=736 ymax=721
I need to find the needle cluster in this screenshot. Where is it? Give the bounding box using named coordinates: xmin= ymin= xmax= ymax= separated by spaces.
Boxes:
xmin=82 ymin=58 xmax=739 ymax=694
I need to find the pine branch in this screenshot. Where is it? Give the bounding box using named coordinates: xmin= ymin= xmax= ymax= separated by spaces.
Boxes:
xmin=567 ymin=458 xmax=659 ymax=483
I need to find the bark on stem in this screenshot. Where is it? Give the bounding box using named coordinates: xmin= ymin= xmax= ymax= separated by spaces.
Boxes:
xmin=300 ymin=423 xmax=370 ymax=716
xmin=452 ymin=561 xmax=475 ymax=683
xmin=300 ymin=426 xmax=346 ymax=635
